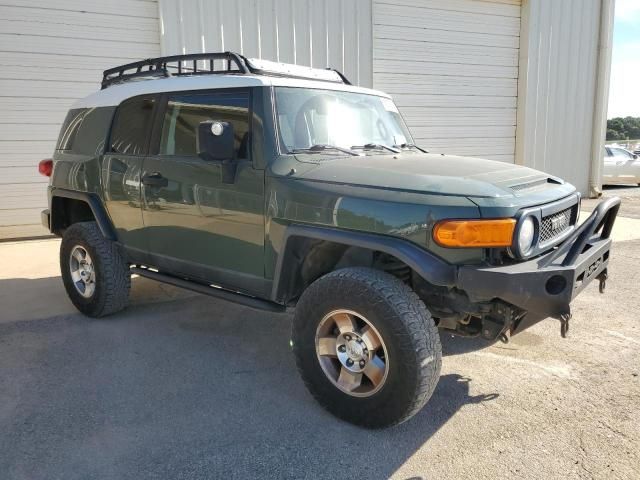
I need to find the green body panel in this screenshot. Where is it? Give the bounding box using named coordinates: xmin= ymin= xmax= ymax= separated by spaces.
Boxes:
xmin=100 ymin=153 xmax=146 ymax=249
xmin=140 ymin=156 xmax=264 ymax=277
xmin=264 ymin=172 xmax=483 ymax=277
xmin=277 ymin=151 xmax=549 ymax=198
xmin=50 ymin=104 xmax=147 ymax=252
xmin=51 ymin=151 xmax=100 ymax=193
xmin=263 ymin=152 xmax=577 ymax=277
xmin=52 ymin=149 xmax=147 ymax=250
xmin=48 ymin=86 xmax=578 ymax=299
xmin=51 ymin=105 xmax=116 ymax=196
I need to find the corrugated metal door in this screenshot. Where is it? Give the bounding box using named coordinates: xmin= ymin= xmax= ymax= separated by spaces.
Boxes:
xmin=158 ymin=0 xmax=373 ymax=87
xmin=516 ymin=0 xmax=604 ymax=195
xmin=373 ymin=0 xmax=521 ymax=162
xmin=0 ymin=0 xmax=160 ymax=240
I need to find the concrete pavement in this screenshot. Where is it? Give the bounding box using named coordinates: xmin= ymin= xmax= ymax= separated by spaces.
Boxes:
xmin=0 ymin=190 xmax=639 ymax=479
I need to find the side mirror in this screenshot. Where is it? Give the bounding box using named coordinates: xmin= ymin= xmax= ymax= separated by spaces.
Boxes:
xmin=198 ymin=120 xmax=235 ymax=161
xmin=197 ymin=120 xmax=237 ymax=183
xmin=633 ymin=154 xmax=638 ymax=160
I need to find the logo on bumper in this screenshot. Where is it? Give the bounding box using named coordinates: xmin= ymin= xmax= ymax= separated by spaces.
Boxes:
xmin=586 ymin=257 xmax=602 ymax=278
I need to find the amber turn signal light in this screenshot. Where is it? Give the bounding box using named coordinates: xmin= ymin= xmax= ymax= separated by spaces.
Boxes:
xmin=433 ymin=218 xmax=516 ymax=248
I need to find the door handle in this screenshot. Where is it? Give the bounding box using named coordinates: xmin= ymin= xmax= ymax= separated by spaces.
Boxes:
xmin=142 ymin=172 xmax=168 ymax=187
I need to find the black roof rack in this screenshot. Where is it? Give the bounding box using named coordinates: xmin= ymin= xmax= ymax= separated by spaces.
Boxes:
xmin=101 ymin=51 xmax=351 ymax=89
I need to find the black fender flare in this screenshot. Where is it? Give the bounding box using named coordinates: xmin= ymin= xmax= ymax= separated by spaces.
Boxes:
xmin=49 ymin=187 xmax=118 ymax=241
xmin=271 ymin=224 xmax=456 ymax=303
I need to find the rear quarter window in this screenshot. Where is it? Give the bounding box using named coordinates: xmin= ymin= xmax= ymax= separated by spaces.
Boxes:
xmin=56 ymin=107 xmax=115 ymax=155
xmin=56 ymin=109 xmax=85 ymax=151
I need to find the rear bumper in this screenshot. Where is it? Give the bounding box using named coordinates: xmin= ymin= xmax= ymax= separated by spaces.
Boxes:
xmin=457 ymin=197 xmax=620 ymax=323
xmin=41 ymin=209 xmax=51 ymax=231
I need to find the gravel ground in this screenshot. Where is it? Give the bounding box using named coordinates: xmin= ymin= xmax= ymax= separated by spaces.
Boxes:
xmin=0 ymin=203 xmax=638 ymax=479
xmin=583 ymin=185 xmax=640 ymax=219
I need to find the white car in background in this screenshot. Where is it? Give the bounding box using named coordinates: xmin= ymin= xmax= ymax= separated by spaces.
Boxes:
xmin=603 ymin=146 xmax=640 ymax=186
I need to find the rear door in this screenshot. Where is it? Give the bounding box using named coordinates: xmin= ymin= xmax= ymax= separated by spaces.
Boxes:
xmin=101 ymin=95 xmax=156 ymax=253
xmin=140 ymin=89 xmax=266 ymax=295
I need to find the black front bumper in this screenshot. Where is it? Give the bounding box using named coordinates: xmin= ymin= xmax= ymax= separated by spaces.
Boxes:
xmin=457 ymin=197 xmax=621 ymax=331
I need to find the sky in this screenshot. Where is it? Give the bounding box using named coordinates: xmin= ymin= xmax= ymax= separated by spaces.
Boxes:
xmin=607 ymin=0 xmax=640 ymax=118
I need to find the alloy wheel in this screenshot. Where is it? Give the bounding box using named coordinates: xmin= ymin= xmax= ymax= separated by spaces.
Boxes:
xmin=315 ymin=309 xmax=389 ymax=397
xmin=69 ymin=245 xmax=96 ymax=298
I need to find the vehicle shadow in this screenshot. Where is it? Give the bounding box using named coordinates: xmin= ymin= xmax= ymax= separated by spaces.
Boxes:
xmin=0 ymin=277 xmax=499 ymax=479
xmin=0 ymin=274 xmax=195 ymax=324
xmin=440 ymin=331 xmax=496 ymax=357
xmin=602 ymin=184 xmax=639 ymax=190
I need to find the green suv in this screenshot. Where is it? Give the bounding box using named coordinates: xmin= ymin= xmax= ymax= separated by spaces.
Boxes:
xmin=40 ymin=52 xmax=620 ymax=428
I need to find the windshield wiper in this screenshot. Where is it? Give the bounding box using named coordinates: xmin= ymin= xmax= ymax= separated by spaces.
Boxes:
xmin=395 ymin=143 xmax=428 ymax=153
xmin=351 ymin=143 xmax=401 ymax=153
xmin=291 ymin=144 xmax=361 ymax=156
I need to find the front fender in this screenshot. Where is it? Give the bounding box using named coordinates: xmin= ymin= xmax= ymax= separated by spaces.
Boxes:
xmin=271 ymin=224 xmax=456 ymax=304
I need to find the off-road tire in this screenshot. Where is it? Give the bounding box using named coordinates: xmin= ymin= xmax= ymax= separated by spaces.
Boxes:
xmin=60 ymin=221 xmax=130 ymax=317
xmin=292 ymin=267 xmax=442 ymax=428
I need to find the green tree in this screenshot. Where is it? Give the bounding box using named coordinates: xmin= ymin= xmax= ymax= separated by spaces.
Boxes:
xmin=606 ymin=116 xmax=640 ymax=140
xmin=625 ymin=117 xmax=640 ymax=139
xmin=606 ymin=128 xmax=622 ymax=141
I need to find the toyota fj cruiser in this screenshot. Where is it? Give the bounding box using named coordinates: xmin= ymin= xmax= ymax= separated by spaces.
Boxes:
xmin=40 ymin=52 xmax=620 ymax=428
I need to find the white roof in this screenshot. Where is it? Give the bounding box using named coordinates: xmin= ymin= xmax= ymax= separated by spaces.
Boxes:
xmin=72 ymin=74 xmax=390 ymax=109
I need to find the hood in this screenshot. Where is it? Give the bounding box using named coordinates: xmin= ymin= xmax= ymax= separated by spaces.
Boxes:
xmin=279 ymin=152 xmax=570 ymax=200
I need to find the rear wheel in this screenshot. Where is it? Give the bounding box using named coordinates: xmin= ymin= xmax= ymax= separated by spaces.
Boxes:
xmin=60 ymin=221 xmax=130 ymax=317
xmin=292 ymin=267 xmax=441 ymax=428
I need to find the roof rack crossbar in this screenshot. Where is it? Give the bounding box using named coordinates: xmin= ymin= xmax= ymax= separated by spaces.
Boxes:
xmin=101 ymin=51 xmax=351 ymax=89
xmin=101 ymin=52 xmax=249 ymax=89
xmin=326 ymin=68 xmax=352 ymax=85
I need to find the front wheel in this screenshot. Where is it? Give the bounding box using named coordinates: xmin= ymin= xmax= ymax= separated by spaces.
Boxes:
xmin=292 ymin=267 xmax=442 ymax=428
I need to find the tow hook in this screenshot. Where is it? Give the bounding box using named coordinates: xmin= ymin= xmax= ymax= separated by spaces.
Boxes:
xmin=597 ymin=269 xmax=608 ymax=294
xmin=559 ymin=312 xmax=571 ymax=338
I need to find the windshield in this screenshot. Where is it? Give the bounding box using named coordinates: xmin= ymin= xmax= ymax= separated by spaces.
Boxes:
xmin=274 ymin=87 xmax=414 ymax=152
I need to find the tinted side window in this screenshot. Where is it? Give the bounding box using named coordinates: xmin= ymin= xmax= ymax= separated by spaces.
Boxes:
xmin=73 ymin=107 xmax=115 ymax=155
xmin=56 ymin=107 xmax=115 ymax=155
xmin=57 ymin=108 xmax=86 ymax=151
xmin=110 ymin=96 xmax=156 ymax=155
xmin=159 ymin=92 xmax=250 ymax=158
xmin=612 ymin=148 xmax=631 ymax=159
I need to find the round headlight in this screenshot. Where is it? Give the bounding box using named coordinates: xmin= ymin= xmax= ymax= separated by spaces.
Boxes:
xmin=518 ymin=217 xmax=536 ymax=254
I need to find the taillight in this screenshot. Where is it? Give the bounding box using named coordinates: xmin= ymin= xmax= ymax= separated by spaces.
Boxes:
xmin=38 ymin=159 xmax=53 ymax=177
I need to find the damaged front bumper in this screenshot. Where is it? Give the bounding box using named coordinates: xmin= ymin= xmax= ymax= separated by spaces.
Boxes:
xmin=457 ymin=196 xmax=621 ymax=337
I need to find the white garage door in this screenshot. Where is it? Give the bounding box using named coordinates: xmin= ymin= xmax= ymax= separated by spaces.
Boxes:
xmin=373 ymin=0 xmax=521 ymax=162
xmin=0 ymin=0 xmax=160 ymax=240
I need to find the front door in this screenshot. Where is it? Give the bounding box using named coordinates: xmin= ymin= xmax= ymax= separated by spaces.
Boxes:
xmin=140 ymin=89 xmax=266 ymax=295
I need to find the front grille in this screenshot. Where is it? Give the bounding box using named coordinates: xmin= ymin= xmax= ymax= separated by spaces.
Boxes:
xmin=540 ymin=206 xmax=576 ymax=244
